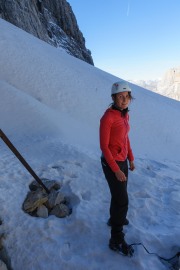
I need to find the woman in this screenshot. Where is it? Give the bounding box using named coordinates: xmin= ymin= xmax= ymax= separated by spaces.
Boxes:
xmin=100 ymin=80 xmax=135 ymax=256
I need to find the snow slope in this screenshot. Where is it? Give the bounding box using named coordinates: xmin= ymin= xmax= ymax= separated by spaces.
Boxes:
xmin=0 ymin=19 xmax=180 ymax=270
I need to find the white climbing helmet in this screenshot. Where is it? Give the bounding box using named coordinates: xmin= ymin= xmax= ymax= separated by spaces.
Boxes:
xmin=111 ymin=80 xmax=131 ymax=95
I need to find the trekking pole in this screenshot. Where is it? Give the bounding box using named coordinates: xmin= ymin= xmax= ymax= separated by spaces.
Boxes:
xmin=0 ymin=129 xmax=50 ymax=194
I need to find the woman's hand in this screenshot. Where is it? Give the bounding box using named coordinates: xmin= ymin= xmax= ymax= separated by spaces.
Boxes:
xmin=115 ymin=170 xmax=127 ymax=182
xmin=129 ymin=161 xmax=135 ymax=171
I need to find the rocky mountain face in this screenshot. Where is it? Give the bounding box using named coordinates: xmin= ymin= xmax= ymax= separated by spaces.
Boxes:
xmin=0 ymin=0 xmax=94 ymax=65
xmin=157 ymin=67 xmax=180 ymax=100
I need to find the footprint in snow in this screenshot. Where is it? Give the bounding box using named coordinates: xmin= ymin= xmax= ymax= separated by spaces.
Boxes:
xmin=64 ymin=172 xmax=78 ymax=179
xmin=63 ymin=160 xmax=83 ymax=168
xmin=60 ymin=242 xmax=72 ymax=261
xmin=81 ymin=190 xmax=91 ymax=201
xmin=51 ymin=165 xmax=65 ymax=171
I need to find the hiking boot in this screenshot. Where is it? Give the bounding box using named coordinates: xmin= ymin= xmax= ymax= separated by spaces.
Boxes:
xmin=109 ymin=239 xmax=134 ymax=257
xmin=107 ymin=218 xmax=129 ymax=227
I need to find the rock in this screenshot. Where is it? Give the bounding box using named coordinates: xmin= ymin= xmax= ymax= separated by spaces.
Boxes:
xmin=37 ymin=205 xmax=49 ymax=218
xmin=29 ymin=179 xmax=61 ymax=192
xmin=29 ymin=181 xmax=43 ymax=192
xmin=50 ymin=203 xmax=70 ymax=218
xmin=23 ymin=190 xmax=48 ymax=213
xmin=0 ymin=238 xmax=11 ymax=270
xmin=0 ymin=234 xmax=3 ymax=251
xmin=23 ymin=179 xmax=71 ymax=218
xmin=45 ymin=189 xmax=65 ymax=209
xmin=41 ymin=179 xmax=61 ymax=191
xmin=45 ymin=189 xmax=58 ymax=209
xmin=0 ymin=0 xmax=94 ymax=65
xmin=55 ymin=192 xmax=65 ymax=205
xmin=157 ymin=67 xmax=180 ymax=100
xmin=0 ymin=260 xmax=8 ymax=270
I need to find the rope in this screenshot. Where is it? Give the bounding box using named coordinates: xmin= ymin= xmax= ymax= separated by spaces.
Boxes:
xmin=130 ymin=242 xmax=180 ymax=262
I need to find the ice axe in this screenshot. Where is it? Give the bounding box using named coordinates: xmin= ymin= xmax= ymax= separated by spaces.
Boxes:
xmin=0 ymin=129 xmax=50 ymax=194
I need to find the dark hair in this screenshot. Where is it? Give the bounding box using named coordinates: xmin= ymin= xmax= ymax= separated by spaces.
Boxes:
xmin=111 ymin=91 xmax=134 ymax=101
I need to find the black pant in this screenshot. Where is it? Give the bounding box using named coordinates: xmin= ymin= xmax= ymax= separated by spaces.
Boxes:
xmin=101 ymin=157 xmax=129 ymax=243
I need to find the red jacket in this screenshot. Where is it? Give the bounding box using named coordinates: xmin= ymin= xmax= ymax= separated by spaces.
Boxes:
xmin=100 ymin=107 xmax=134 ymax=172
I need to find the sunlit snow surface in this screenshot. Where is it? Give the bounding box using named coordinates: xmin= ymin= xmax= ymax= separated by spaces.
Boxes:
xmin=0 ymin=19 xmax=179 ymax=270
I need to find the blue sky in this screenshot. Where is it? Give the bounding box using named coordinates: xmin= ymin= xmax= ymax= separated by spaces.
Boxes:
xmin=67 ymin=0 xmax=180 ymax=80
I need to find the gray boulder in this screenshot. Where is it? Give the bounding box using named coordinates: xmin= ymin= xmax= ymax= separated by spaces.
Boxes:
xmin=23 ymin=179 xmax=71 ymax=218
xmin=23 ymin=190 xmax=48 ymax=213
xmin=37 ymin=205 xmax=49 ymax=218
xmin=29 ymin=179 xmax=61 ymax=192
xmin=50 ymin=203 xmax=70 ymax=218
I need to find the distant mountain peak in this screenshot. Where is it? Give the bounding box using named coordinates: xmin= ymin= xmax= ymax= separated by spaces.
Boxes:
xmin=129 ymin=67 xmax=180 ymax=101
xmin=157 ymin=67 xmax=180 ymax=100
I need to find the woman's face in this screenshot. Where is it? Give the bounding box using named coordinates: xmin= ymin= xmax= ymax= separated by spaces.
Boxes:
xmin=113 ymin=91 xmax=131 ymax=110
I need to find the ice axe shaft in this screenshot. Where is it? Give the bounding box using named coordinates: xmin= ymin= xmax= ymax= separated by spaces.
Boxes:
xmin=0 ymin=129 xmax=50 ymax=194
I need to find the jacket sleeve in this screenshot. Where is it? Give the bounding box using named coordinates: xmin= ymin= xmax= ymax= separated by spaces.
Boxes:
xmin=99 ymin=113 xmax=119 ymax=172
xmin=127 ymin=136 xmax=134 ymax=161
